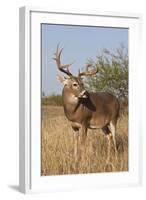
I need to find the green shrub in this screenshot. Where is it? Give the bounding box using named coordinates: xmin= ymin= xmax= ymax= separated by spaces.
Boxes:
xmin=85 ymin=45 xmax=128 ymax=99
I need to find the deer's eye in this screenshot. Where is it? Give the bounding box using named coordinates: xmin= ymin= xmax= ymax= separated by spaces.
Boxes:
xmin=73 ymin=83 xmax=78 ymax=87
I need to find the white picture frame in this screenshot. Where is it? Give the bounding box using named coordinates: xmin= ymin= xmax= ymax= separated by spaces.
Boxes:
xmin=19 ymin=6 xmax=142 ymax=194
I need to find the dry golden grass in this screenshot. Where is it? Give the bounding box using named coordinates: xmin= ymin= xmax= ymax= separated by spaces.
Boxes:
xmin=41 ymin=105 xmax=128 ymax=176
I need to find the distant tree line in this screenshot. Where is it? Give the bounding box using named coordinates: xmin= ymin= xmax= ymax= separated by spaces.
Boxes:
xmin=42 ymin=93 xmax=63 ymax=106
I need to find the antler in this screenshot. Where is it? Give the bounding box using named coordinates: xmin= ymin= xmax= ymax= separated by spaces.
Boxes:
xmin=53 ymin=44 xmax=73 ymax=77
xmin=78 ymin=64 xmax=98 ymax=77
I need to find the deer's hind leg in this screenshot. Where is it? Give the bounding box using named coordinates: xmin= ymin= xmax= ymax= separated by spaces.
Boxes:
xmin=102 ymin=125 xmax=112 ymax=163
xmin=109 ymin=121 xmax=118 ymax=160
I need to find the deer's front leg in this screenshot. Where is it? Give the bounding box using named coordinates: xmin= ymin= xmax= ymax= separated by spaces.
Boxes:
xmin=72 ymin=123 xmax=87 ymax=165
xmin=71 ymin=123 xmax=81 ymax=164
xmin=79 ymin=125 xmax=87 ymax=161
xmin=73 ymin=130 xmax=79 ymax=164
xmin=79 ymin=126 xmax=87 ymax=146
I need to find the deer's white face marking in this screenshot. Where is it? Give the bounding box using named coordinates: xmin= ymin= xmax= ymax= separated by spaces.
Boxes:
xmin=57 ymin=75 xmax=88 ymax=99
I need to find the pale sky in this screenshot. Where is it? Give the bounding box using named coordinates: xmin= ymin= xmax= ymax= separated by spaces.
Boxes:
xmin=41 ymin=24 xmax=128 ymax=95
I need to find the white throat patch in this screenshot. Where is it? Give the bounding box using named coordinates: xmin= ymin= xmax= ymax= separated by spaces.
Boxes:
xmin=67 ymin=94 xmax=78 ymax=104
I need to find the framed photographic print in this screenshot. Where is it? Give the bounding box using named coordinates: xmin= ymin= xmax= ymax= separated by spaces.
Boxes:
xmin=19 ymin=7 xmax=142 ymax=193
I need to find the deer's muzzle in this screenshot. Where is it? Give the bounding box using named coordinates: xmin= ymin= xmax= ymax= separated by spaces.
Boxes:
xmin=78 ymin=90 xmax=88 ymax=99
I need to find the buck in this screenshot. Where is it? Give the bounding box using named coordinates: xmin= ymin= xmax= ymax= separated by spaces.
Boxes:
xmin=53 ymin=45 xmax=120 ymax=164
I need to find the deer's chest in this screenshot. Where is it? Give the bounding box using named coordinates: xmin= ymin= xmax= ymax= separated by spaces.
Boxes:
xmin=64 ymin=104 xmax=90 ymax=124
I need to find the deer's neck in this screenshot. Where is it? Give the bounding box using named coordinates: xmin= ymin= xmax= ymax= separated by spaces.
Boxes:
xmin=62 ymin=88 xmax=82 ymax=121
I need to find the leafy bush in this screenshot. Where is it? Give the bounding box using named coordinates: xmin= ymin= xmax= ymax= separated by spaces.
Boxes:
xmin=85 ymin=45 xmax=128 ymax=100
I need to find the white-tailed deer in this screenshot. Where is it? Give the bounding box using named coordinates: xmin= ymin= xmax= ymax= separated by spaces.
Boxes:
xmin=53 ymin=44 xmax=120 ymax=165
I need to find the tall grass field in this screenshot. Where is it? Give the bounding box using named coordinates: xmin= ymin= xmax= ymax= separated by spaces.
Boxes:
xmin=41 ymin=105 xmax=128 ymax=176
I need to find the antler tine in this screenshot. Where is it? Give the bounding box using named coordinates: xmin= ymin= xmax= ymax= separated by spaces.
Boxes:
xmin=53 ymin=44 xmax=73 ymax=77
xmin=78 ymin=64 xmax=98 ymax=77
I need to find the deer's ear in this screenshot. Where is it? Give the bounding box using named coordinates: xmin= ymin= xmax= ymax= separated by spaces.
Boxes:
xmin=57 ymin=75 xmax=66 ymax=84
